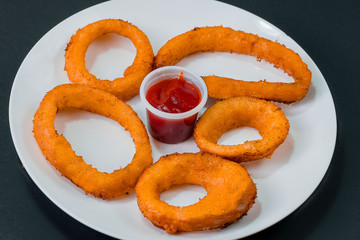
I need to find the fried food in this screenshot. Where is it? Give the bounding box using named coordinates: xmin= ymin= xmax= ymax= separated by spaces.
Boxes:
xmin=154 ymin=26 xmax=311 ymax=103
xmin=135 ymin=152 xmax=257 ymax=234
xmin=65 ymin=19 xmax=154 ymax=101
xmin=193 ymin=96 xmax=289 ymax=162
xmin=33 ymin=84 xmax=152 ymax=199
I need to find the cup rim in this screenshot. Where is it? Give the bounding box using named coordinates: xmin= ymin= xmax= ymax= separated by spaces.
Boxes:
xmin=139 ymin=66 xmax=208 ymax=120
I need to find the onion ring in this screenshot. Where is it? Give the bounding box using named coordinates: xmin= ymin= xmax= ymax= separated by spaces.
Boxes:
xmin=154 ymin=26 xmax=311 ymax=103
xmin=65 ymin=19 xmax=154 ymax=101
xmin=33 ymin=84 xmax=152 ymax=199
xmin=193 ymin=96 xmax=289 ymax=162
xmin=135 ymin=152 xmax=257 ymax=234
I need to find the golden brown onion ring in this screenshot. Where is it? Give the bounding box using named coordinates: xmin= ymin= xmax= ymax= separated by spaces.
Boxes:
xmin=193 ymin=96 xmax=289 ymax=162
xmin=135 ymin=152 xmax=257 ymax=234
xmin=33 ymin=84 xmax=152 ymax=199
xmin=155 ymin=26 xmax=311 ymax=103
xmin=65 ymin=19 xmax=154 ymax=101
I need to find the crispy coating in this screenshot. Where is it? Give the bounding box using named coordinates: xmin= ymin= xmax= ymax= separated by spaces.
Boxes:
xmin=155 ymin=26 xmax=311 ymax=103
xmin=65 ymin=19 xmax=154 ymax=101
xmin=135 ymin=152 xmax=257 ymax=234
xmin=33 ymin=84 xmax=152 ymax=199
xmin=193 ymin=96 xmax=289 ymax=162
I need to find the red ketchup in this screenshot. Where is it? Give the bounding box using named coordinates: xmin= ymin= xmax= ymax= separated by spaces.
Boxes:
xmin=145 ymin=73 xmax=201 ymax=144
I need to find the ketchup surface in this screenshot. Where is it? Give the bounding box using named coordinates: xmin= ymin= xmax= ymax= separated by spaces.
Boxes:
xmin=146 ymin=74 xmax=201 ymax=113
xmin=145 ymin=73 xmax=201 ymax=144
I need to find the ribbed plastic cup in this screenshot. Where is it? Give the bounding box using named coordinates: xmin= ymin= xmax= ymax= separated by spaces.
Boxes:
xmin=140 ymin=66 xmax=208 ymax=144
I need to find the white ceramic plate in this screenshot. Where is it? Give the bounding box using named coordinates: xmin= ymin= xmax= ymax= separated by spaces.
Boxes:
xmin=9 ymin=0 xmax=337 ymax=239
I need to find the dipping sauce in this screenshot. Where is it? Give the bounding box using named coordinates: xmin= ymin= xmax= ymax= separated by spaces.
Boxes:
xmin=146 ymin=73 xmax=201 ymax=113
xmin=145 ymin=73 xmax=202 ymax=143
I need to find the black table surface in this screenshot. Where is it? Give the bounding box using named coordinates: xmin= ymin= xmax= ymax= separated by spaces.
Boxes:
xmin=1 ymin=0 xmax=359 ymax=239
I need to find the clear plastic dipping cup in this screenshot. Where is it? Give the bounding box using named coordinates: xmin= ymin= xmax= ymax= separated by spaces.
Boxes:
xmin=140 ymin=66 xmax=208 ymax=144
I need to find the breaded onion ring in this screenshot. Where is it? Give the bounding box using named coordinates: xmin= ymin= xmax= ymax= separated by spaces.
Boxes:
xmin=33 ymin=84 xmax=152 ymax=199
xmin=193 ymin=96 xmax=289 ymax=162
xmin=135 ymin=152 xmax=257 ymax=234
xmin=155 ymin=26 xmax=311 ymax=103
xmin=65 ymin=19 xmax=154 ymax=101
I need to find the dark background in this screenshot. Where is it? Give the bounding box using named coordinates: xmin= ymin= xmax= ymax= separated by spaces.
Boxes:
xmin=1 ymin=0 xmax=359 ymax=239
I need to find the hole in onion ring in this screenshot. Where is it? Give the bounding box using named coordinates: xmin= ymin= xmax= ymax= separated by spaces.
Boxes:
xmin=85 ymin=33 xmax=136 ymax=81
xmin=54 ymin=109 xmax=136 ymax=173
xmin=177 ymin=52 xmax=295 ymax=83
xmin=160 ymin=184 xmax=207 ymax=207
xmin=217 ymin=126 xmax=262 ymax=145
